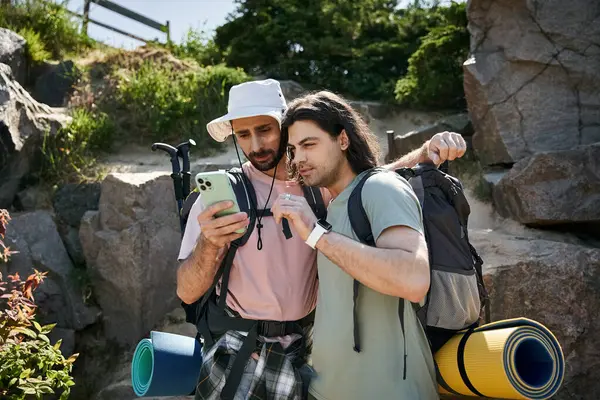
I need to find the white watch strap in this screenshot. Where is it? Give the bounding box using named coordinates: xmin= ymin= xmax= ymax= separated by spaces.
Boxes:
xmin=305 ymin=223 xmax=327 ymax=249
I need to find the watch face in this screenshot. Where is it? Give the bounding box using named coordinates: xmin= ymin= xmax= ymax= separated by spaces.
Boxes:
xmin=318 ymin=219 xmax=332 ymax=232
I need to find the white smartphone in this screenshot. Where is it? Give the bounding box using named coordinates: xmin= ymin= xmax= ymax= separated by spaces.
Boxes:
xmin=195 ymin=170 xmax=246 ymax=234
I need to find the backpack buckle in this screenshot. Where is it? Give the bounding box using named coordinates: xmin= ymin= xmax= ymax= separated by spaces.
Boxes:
xmin=257 ymin=320 xmax=289 ymax=337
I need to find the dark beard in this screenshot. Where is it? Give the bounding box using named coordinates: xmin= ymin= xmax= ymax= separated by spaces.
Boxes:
xmin=248 ymin=149 xmax=279 ymax=171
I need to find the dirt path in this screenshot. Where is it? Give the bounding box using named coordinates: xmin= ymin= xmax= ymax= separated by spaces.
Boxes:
xmin=98 ymin=142 xmax=243 ymax=174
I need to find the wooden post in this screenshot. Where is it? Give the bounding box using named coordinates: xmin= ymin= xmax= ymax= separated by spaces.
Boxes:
xmin=165 ymin=20 xmax=171 ymax=44
xmin=386 ymin=130 xmax=396 ymax=163
xmin=82 ymin=0 xmax=91 ymax=36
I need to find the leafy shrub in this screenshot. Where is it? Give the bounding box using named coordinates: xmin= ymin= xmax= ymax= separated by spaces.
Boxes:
xmin=394 ymin=2 xmax=470 ymax=110
xmin=0 ymin=0 xmax=94 ymax=61
xmin=171 ymin=27 xmax=225 ymax=67
xmin=112 ymin=62 xmax=249 ymax=149
xmin=41 ymin=108 xmax=114 ymax=183
xmin=0 ymin=211 xmax=78 ymax=399
xmin=15 ymin=28 xmax=51 ymax=64
xmin=395 ymin=24 xmax=469 ymax=110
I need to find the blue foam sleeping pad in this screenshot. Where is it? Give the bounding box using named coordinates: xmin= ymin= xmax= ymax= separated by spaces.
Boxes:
xmin=131 ymin=331 xmax=203 ymax=397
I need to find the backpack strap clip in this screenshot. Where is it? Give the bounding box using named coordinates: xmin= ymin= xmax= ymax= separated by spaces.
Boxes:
xmin=258 ymin=320 xmax=289 ymax=337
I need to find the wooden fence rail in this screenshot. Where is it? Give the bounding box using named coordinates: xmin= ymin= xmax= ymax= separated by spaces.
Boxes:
xmin=27 ymin=0 xmax=171 ymax=45
xmin=81 ymin=0 xmax=170 ymax=44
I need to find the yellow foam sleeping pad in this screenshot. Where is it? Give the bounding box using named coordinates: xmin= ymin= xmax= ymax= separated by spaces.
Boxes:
xmin=435 ymin=318 xmax=565 ymax=400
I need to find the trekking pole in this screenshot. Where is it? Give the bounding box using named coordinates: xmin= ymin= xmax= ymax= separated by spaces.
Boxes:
xmin=176 ymin=139 xmax=196 ymax=200
xmin=151 ymin=142 xmax=185 ymax=233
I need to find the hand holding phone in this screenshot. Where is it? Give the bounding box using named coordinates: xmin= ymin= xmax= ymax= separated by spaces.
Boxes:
xmin=195 ymin=171 xmax=248 ymax=246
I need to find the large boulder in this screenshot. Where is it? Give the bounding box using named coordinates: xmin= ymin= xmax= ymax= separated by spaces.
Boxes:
xmin=472 ymin=229 xmax=600 ymax=399
xmin=0 ymin=28 xmax=26 ymax=86
xmin=2 ymin=210 xmax=101 ymax=331
xmin=0 ymin=63 xmax=71 ymax=208
xmin=492 ymin=143 xmax=600 ymax=226
xmin=79 ymin=172 xmax=182 ymax=346
xmin=464 ymin=0 xmax=600 ymax=167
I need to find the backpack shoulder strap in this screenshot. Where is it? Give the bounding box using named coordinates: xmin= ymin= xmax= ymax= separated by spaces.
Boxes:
xmin=347 ymin=168 xmax=385 ymax=247
xmin=345 ymin=167 xmax=385 ymax=356
xmin=227 ymin=168 xmax=258 ymax=247
xmin=302 ymin=185 xmax=327 ymax=220
xmin=180 ymin=189 xmax=200 ymax=233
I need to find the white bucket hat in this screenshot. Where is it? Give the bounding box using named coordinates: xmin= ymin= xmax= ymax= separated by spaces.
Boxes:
xmin=206 ymin=79 xmax=287 ymax=142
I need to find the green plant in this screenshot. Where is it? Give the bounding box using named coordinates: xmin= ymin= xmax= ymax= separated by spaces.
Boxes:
xmin=41 ymin=108 xmax=113 ymax=183
xmin=16 ymin=27 xmax=51 ymax=64
xmin=0 ymin=272 xmax=79 ymax=399
xmin=0 ymin=211 xmax=78 ymax=399
xmin=0 ymin=0 xmax=94 ymax=61
xmin=112 ymin=61 xmax=249 ymax=147
xmin=395 ymin=3 xmax=470 ymax=110
xmin=171 ymin=27 xmax=225 ymax=66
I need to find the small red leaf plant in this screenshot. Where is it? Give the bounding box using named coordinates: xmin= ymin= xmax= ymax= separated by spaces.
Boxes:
xmin=0 ymin=209 xmax=79 ymax=399
xmin=0 ymin=209 xmax=18 ymax=263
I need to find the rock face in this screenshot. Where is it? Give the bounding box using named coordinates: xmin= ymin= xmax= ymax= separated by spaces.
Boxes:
xmin=0 ymin=62 xmax=71 ymax=208
xmin=33 ymin=60 xmax=81 ymax=107
xmin=14 ymin=186 xmax=53 ymax=211
xmin=464 ymin=0 xmax=600 ymax=167
xmin=79 ymin=172 xmax=182 ymax=346
xmin=472 ymin=229 xmax=600 ymax=400
xmin=0 ymin=28 xmax=26 ymax=86
xmin=492 ymin=143 xmax=600 ymax=225
xmin=53 ymin=183 xmax=102 ymax=227
xmin=2 ymin=211 xmax=100 ymax=331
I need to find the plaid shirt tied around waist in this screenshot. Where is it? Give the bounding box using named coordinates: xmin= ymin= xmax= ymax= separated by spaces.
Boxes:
xmin=195 ymin=324 xmax=313 ymax=400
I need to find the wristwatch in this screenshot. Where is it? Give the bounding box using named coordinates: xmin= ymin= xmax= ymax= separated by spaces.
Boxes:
xmin=305 ymin=219 xmax=332 ymax=249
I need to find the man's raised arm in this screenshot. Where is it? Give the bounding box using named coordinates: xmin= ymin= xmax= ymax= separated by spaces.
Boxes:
xmin=382 ymin=131 xmax=467 ymax=170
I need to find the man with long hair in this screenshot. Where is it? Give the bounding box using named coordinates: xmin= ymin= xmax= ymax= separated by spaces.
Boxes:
xmin=178 ymin=80 xmax=462 ymax=399
xmin=273 ymin=90 xmax=440 ymax=399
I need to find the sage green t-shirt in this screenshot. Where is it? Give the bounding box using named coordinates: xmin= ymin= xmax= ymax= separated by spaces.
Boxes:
xmin=309 ymin=170 xmax=439 ymax=400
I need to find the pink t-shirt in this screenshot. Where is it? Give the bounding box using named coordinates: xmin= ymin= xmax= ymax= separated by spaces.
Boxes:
xmin=178 ymin=162 xmax=329 ymax=321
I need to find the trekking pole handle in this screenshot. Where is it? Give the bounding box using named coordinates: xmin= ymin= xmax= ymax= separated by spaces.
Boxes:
xmin=177 ymin=139 xmax=196 ymax=199
xmin=176 ymin=139 xmax=196 ymax=173
xmin=151 ymin=142 xmax=181 ymax=174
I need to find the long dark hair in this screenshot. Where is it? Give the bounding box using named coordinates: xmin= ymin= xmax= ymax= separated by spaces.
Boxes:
xmin=281 ymin=91 xmax=380 ymax=180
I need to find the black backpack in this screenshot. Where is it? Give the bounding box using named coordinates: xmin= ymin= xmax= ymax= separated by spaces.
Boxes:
xmin=347 ymin=163 xmax=490 ymax=377
xmin=178 ymin=167 xmax=327 ymax=399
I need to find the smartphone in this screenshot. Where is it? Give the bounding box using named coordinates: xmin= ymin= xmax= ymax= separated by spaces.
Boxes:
xmin=195 ymin=170 xmax=246 ymax=234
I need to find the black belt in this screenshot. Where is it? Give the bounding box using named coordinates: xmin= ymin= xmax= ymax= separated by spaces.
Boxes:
xmin=206 ymin=306 xmax=315 ymax=340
